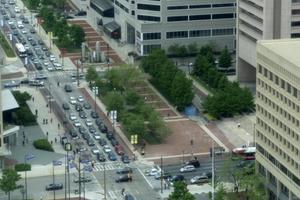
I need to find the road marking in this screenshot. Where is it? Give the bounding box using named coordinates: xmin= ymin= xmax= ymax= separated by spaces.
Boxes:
xmin=108 ymin=191 xmax=117 ymax=199
xmin=145 ymin=152 xmax=210 ymax=160
xmin=137 ymin=167 xmax=154 ymax=189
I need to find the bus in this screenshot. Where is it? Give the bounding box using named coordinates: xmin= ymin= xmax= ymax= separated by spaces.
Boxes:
xmin=232 ymin=146 xmax=256 ymax=160
xmin=15 ymin=43 xmax=27 ymax=57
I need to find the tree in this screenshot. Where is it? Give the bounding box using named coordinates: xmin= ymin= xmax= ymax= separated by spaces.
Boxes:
xmin=218 ymin=46 xmax=232 ymax=69
xmin=85 ymin=66 xmax=98 ymax=83
xmin=0 ymin=169 xmax=21 ymax=200
xmin=125 ymin=90 xmax=141 ymax=106
xmin=28 ymin=0 xmax=40 ymax=9
xmin=187 ymin=43 xmax=198 ymax=55
xmin=69 ymin=25 xmax=85 ymax=48
xmin=122 ymin=113 xmax=146 ymax=138
xmin=193 ymin=54 xmax=211 ymax=78
xmin=168 ymin=43 xmax=180 ymax=56
xmin=169 ymin=181 xmax=195 ymax=200
xmin=103 ymin=91 xmax=125 ymax=116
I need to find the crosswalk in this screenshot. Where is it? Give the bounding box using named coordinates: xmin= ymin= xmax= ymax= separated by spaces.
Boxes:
xmin=93 ymin=162 xmax=126 ymax=172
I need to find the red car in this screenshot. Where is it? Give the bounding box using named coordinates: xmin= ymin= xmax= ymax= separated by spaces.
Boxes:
xmin=115 ymin=145 xmax=124 ymax=155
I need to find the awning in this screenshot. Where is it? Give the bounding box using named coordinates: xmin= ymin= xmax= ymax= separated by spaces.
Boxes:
xmin=90 ymin=0 xmax=113 ymax=13
xmin=2 ymin=89 xmax=19 ymax=111
xmin=103 ymin=21 xmax=120 ymax=33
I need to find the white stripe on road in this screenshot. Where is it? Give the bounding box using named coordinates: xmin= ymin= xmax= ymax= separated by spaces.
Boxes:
xmin=137 ymin=167 xmax=154 ymax=189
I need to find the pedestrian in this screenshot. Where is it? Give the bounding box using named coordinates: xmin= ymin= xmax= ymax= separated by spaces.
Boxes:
xmin=43 ymin=118 xmax=45 ymax=124
xmin=57 ymin=81 xmax=60 ymax=87
xmin=51 ymin=140 xmax=53 ymax=145
xmin=32 ymin=97 xmax=34 ymax=102
xmin=23 ymin=134 xmax=25 ymax=139
xmin=121 ymin=188 xmax=125 ymax=196
xmin=46 ymin=104 xmax=48 ymax=108
xmin=22 ymin=131 xmax=25 ymax=137
xmin=46 ymin=132 xmax=49 ymax=136
xmin=54 ymin=137 xmax=57 ymax=143
xmin=46 ymin=119 xmax=48 ymax=124
xmin=22 ymin=140 xmax=25 ymax=146
xmin=50 ymin=118 xmax=53 ymax=123
xmin=76 ymin=148 xmax=79 ymax=153
xmin=58 ymin=123 xmax=60 ymax=129
xmin=35 ymin=109 xmax=38 ymax=116
xmin=73 ymin=150 xmax=76 ymax=155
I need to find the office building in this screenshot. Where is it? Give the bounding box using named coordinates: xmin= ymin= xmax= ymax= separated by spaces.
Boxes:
xmin=256 ymin=39 xmax=300 ymax=200
xmin=237 ymin=0 xmax=300 ymax=82
xmin=88 ymin=0 xmax=236 ymax=55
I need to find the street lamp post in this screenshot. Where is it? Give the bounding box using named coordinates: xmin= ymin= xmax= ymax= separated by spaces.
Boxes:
xmin=52 ymin=160 xmax=61 ymax=200
xmin=92 ymin=86 xmax=99 ymax=113
xmin=24 ymin=154 xmax=35 ymax=200
xmin=212 ymin=140 xmax=215 ymax=200
xmin=64 ymin=143 xmax=72 ymax=200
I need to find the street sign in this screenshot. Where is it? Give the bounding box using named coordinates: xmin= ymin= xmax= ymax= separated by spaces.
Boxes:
xmin=24 ymin=57 xmax=28 ymax=65
xmin=130 ymin=134 xmax=138 ymax=144
xmin=109 ymin=110 xmax=117 ymax=122
xmin=92 ymin=86 xmax=99 ymax=95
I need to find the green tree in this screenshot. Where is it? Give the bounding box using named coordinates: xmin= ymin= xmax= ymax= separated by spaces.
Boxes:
xmin=103 ymin=91 xmax=125 ymax=116
xmin=28 ymin=0 xmax=40 ymax=9
xmin=122 ymin=113 xmax=146 ymax=138
xmin=0 ymin=169 xmax=21 ymax=200
xmin=39 ymin=7 xmax=56 ymax=31
xmin=69 ymin=25 xmax=85 ymax=48
xmin=177 ymin=45 xmax=188 ymax=58
xmin=193 ymin=54 xmax=211 ymax=78
xmin=187 ymin=43 xmax=198 ymax=55
xmin=53 ymin=19 xmax=68 ymax=39
xmin=168 ymin=43 xmax=180 ymax=56
xmin=218 ymin=47 xmax=232 ymax=69
xmin=147 ymin=111 xmax=169 ymax=140
xmin=12 ymin=91 xmax=31 ymax=106
xmin=85 ymin=66 xmax=98 ymax=83
xmin=125 ymin=90 xmax=141 ymax=106
xmin=169 ymin=181 xmax=195 ymax=200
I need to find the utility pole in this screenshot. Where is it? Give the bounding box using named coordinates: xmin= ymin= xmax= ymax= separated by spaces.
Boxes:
xmin=212 ymin=141 xmax=215 ymax=200
xmin=104 ymin=163 xmax=107 ymax=200
xmin=76 ymin=59 xmax=80 ymax=87
xmin=160 ymin=155 xmax=163 ymax=194
xmin=79 ymin=158 xmax=81 ymax=200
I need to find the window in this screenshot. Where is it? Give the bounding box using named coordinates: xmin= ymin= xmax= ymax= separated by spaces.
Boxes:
xmin=212 ymin=3 xmax=234 ymax=8
xmin=189 ymin=14 xmax=211 ymax=21
xmin=137 ymin=4 xmax=160 ymax=11
xmin=189 ymin=4 xmax=211 ymax=9
xmin=143 ymin=44 xmax=161 ymax=54
xmin=212 ymin=28 xmax=234 ymax=36
xmin=143 ymin=32 xmax=161 ymax=40
xmin=131 ymin=10 xmax=135 ymax=15
xmin=137 ymin=15 xmax=160 ymax=22
xmin=166 ymin=31 xmax=188 ymax=39
xmin=212 ymin=13 xmax=234 ymax=19
xmin=167 ymin=16 xmax=188 ymax=22
xmin=189 ymin=29 xmax=211 ymax=37
xmin=167 ymin=5 xmax=188 ymax=10
xmin=291 ymin=21 xmax=300 ymax=26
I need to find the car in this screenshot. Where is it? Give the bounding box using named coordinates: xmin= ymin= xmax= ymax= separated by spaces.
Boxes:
xmin=78 ymin=145 xmax=87 ymax=152
xmin=106 ymin=131 xmax=114 ymax=140
xmin=111 ymin=138 xmax=119 ymax=147
xmin=121 ymin=154 xmax=130 ymax=164
xmin=14 ymin=6 xmax=20 ymax=12
xmin=64 ymin=84 xmax=72 ymax=92
xmin=75 ymin=104 xmax=83 ymax=112
xmin=201 ymin=171 xmax=212 ymax=179
xmin=30 ymin=40 xmax=37 ymax=46
xmin=79 ymin=127 xmax=87 ymax=134
xmin=85 ymin=119 xmax=93 ymax=126
xmin=73 ymin=120 xmax=81 ymax=127
xmin=169 ymin=175 xmax=184 ymax=185
xmin=91 ymin=111 xmax=99 ymax=118
xmin=115 ymin=144 xmax=124 ymax=155
xmin=93 ymin=133 xmax=101 ymax=140
xmin=115 ymin=174 xmax=132 ymax=183
xmin=47 ymin=66 xmax=55 ymax=71
xmin=30 ymin=28 xmax=35 ymax=33
xmin=45 ymin=183 xmax=63 ymax=191
xmin=146 ymin=167 xmax=161 ymax=176
xmin=53 ymin=62 xmax=62 ymax=70
xmin=97 ymin=153 xmax=106 ymax=162
xmin=190 ymin=175 xmax=209 ymax=184
xmin=180 ymin=165 xmax=195 ymax=173
xmin=35 ymin=74 xmax=47 ymax=80
xmin=60 ymin=101 xmax=69 ymax=110
xmin=87 ymin=139 xmax=95 ymax=146
xmin=154 ymin=172 xmax=172 ymax=180
xmin=124 ymin=194 xmax=135 ymax=200
xmin=69 ymin=129 xmax=79 ymax=139
xmin=103 ymin=145 xmax=112 ymax=153
xmin=69 ymin=96 xmax=77 ymax=105
xmin=4 ymin=80 xmax=20 ymax=88
xmin=12 ymin=29 xmax=18 ymax=36
xmin=61 ymin=136 xmax=68 ymax=146
xmin=185 ymin=159 xmax=200 ymax=168
xmin=43 ymin=61 xmax=49 ymax=66
xmin=236 ymin=160 xmax=255 ymax=168
xmin=83 ymin=102 xmax=91 ymax=109
xmin=38 ymin=39 xmax=44 ymax=45
xmin=73 ymin=177 xmax=92 ymax=183
xmin=9 ymin=0 xmax=15 ymax=5
xmin=24 ymin=44 xmax=30 ymax=50
xmin=99 ymin=138 xmax=107 ymax=146
xmin=79 ymin=111 xmax=87 ymax=119
xmin=89 ymin=126 xmax=96 ymax=134
xmin=41 ymin=45 xmax=48 ymax=51
xmin=21 ymin=29 xmax=27 ymax=34
xmin=17 ymin=24 xmax=24 ymax=29
xmin=69 ymin=113 xmax=77 ymax=121
xmin=82 ymin=133 xmax=90 ymax=140
xmin=99 ymin=124 xmax=108 ymax=133
xmin=23 ymin=18 xmax=29 ymax=24
xmin=95 ymin=118 xmax=102 ymax=126
xmin=7 ymin=20 xmax=14 ymax=25
xmin=20 ymin=78 xmax=29 ymax=84
xmin=117 ymin=167 xmax=132 ymax=175
xmin=75 ymin=10 xmax=87 ymax=16
xmin=28 ymin=80 xmax=44 ymax=87
xmin=49 ymin=54 xmax=55 ymax=61
xmin=91 ymin=147 xmax=100 ymax=154
xmin=77 ymin=96 xmax=84 ymax=102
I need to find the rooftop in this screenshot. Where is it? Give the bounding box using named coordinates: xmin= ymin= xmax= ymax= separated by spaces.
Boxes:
xmin=2 ymin=89 xmax=19 ymax=111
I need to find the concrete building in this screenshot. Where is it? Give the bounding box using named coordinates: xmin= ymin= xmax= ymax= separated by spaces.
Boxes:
xmin=256 ymin=39 xmax=300 ymax=200
xmin=237 ymin=0 xmax=300 ymax=82
xmin=87 ymin=0 xmax=236 ymax=55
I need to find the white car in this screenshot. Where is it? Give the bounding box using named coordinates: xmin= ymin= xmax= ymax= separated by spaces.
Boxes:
xmin=43 ymin=61 xmax=49 ymax=66
xmin=85 ymin=119 xmax=93 ymax=126
xmin=103 ymin=145 xmax=112 ymax=153
xmin=8 ymin=21 xmax=14 ymax=25
xmin=77 ymin=96 xmax=84 ymax=102
xmin=14 ymin=6 xmax=20 ymax=13
xmin=53 ymin=62 xmax=62 ymax=70
xmin=69 ymin=113 xmax=77 ymax=121
xmin=93 ymin=133 xmax=101 ymax=140
xmin=21 ymin=30 xmax=27 ymax=34
xmin=146 ymin=167 xmax=161 ymax=176
xmin=73 ymin=120 xmax=81 ymax=127
xmin=47 ymin=66 xmax=55 ymax=71
xmin=49 ymin=55 xmax=55 ymax=62
xmin=69 ymin=96 xmax=77 ymax=105
xmin=17 ymin=24 xmax=24 ymax=29
xmin=91 ymin=147 xmax=100 ymax=154
xmin=180 ymin=165 xmax=195 ymax=173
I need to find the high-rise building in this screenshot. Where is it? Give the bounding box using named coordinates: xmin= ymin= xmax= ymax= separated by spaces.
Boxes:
xmin=256 ymin=39 xmax=300 ymax=200
xmin=88 ymin=0 xmax=236 ymax=55
xmin=237 ymin=0 xmax=300 ymax=82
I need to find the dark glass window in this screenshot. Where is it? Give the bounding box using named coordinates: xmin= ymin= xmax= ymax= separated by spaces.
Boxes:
xmin=212 ymin=13 xmax=234 ymax=19
xmin=143 ymin=44 xmax=161 ymax=54
xmin=291 ymin=21 xmax=300 ymax=26
xmin=166 ymin=31 xmax=188 ymax=39
xmin=189 ymin=14 xmax=211 ymax=21
xmin=167 ymin=5 xmax=188 ymax=10
xmin=292 ymin=9 xmax=300 ymax=14
xmin=291 ymin=33 xmax=300 ymax=38
xmin=167 ymin=16 xmax=188 ymax=22
xmin=137 ymin=15 xmax=160 ymax=22
xmin=189 ymin=4 xmax=211 ymax=9
xmin=212 ymin=3 xmax=234 ymax=8
xmin=189 ymin=29 xmax=211 ymax=37
xmin=137 ymin=3 xmax=160 ymax=11
xmin=143 ymin=32 xmax=161 ymax=40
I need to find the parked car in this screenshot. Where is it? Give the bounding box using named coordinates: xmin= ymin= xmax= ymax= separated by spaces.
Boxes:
xmin=77 ymin=96 xmax=84 ymax=102
xmin=75 ymin=104 xmax=83 ymax=112
xmin=91 ymin=111 xmax=99 ymax=118
xmin=62 ymin=103 xmax=70 ymax=110
xmin=64 ymin=84 xmax=72 ymax=92
xmin=108 ymin=152 xmax=117 ymax=161
xmin=69 ymin=113 xmax=77 ymax=121
xmin=116 ymin=167 xmax=132 ymax=174
xmin=79 ymin=127 xmax=87 ymax=134
xmin=69 ymin=96 xmax=77 ymax=104
xmin=185 ymin=159 xmax=200 ymax=168
xmin=95 ymin=118 xmax=102 ymax=126
xmin=87 ymin=139 xmax=95 ymax=146
xmin=93 ymin=133 xmax=101 ymax=140
xmin=82 ymin=133 xmax=90 ymax=140
xmin=61 ymin=136 xmax=68 ymax=146
xmin=111 ymin=138 xmax=119 ymax=147
xmin=83 ymin=102 xmax=91 ymax=109
xmin=99 ymin=138 xmax=107 ymax=146
xmin=190 ymin=175 xmax=209 ymax=184
xmin=124 ymin=194 xmax=135 ymax=200
xmin=73 ymin=120 xmax=81 ymax=127
xmin=91 ymin=147 xmax=100 ymax=154
xmin=154 ymin=172 xmax=172 ymax=180
xmin=115 ymin=174 xmax=132 ymax=183
xmin=69 ymin=129 xmax=79 ymax=139
xmin=45 ymin=183 xmax=63 ymax=191
xmin=75 ymin=10 xmax=87 ymax=16
xmin=97 ymin=153 xmax=106 ymax=162
xmin=99 ymin=123 xmax=108 ymax=133
xmin=103 ymin=145 xmax=112 ymax=153
xmin=4 ymin=80 xmax=20 ymax=88
xmin=89 ymin=126 xmax=96 ymax=134
xmin=169 ymin=175 xmax=184 ymax=185
xmin=115 ymin=144 xmax=124 ymax=155
xmin=79 ymin=111 xmax=87 ymax=119
xmin=85 ymin=119 xmax=93 ymax=126
xmin=121 ymin=154 xmax=130 ymax=164
xmin=180 ymin=165 xmax=195 ymax=173
xmin=106 ymin=131 xmax=114 ymax=140
xmin=73 ymin=177 xmax=92 ymax=183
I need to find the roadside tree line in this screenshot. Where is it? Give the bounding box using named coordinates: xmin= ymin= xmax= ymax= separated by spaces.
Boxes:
xmin=140 ymin=49 xmax=194 ymax=111
xmin=86 ymin=65 xmax=170 ymax=144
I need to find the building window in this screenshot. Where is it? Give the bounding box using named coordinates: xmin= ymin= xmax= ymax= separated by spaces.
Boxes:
xmin=143 ymin=44 xmax=161 ymax=54
xmin=167 ymin=5 xmax=188 ymax=10
xmin=212 ymin=3 xmax=235 ymax=8
xmin=212 ymin=28 xmax=234 ymax=36
xmin=143 ymin=32 xmax=161 ymax=40
xmin=136 ymin=31 xmax=141 ymax=39
xmin=166 ymin=31 xmax=188 ymax=39
xmin=131 ymin=10 xmax=135 ymax=15
xmin=189 ymin=4 xmax=211 ymax=9
xmin=137 ymin=15 xmax=160 ymax=22
xmin=291 ymin=33 xmax=300 ymax=38
xmin=137 ymin=4 xmax=160 ymax=11
xmin=291 ymin=21 xmax=300 ymax=26
xmin=189 ymin=14 xmax=211 ymax=21
xmin=167 ymin=16 xmax=188 ymax=22
xmin=189 ymin=29 xmax=211 ymax=37
xmin=212 ymin=13 xmax=234 ymax=19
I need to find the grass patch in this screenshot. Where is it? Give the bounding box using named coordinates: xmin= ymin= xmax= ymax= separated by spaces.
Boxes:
xmin=0 ymin=31 xmax=15 ymax=57
xmin=33 ymin=139 xmax=53 ymax=151
xmin=15 ymin=163 xmax=31 ymax=172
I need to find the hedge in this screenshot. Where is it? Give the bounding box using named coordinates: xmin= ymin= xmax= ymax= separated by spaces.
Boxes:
xmin=33 ymin=139 xmax=54 ymax=151
xmin=15 ymin=163 xmax=31 ymax=172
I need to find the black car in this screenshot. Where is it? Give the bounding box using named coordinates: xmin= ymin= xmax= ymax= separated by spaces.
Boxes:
xmin=79 ymin=127 xmax=87 ymax=134
xmin=87 ymin=139 xmax=95 ymax=146
xmin=38 ymin=39 xmax=44 ymax=45
xmin=83 ymin=102 xmax=91 ymax=109
xmin=82 ymin=133 xmax=90 ymax=140
xmin=75 ymin=104 xmax=83 ymax=112
xmin=121 ymin=154 xmax=130 ymax=164
xmin=125 ymin=194 xmax=135 ymax=200
xmin=45 ymin=183 xmax=63 ymax=191
xmin=97 ymin=153 xmax=106 ymax=162
xmin=99 ymin=138 xmax=107 ymax=146
xmin=35 ymin=63 xmax=43 ymax=70
xmin=99 ymin=123 xmax=108 ymax=133
xmin=91 ymin=111 xmax=99 ymax=118
xmin=89 ymin=126 xmax=96 ymax=134
xmin=185 ymin=159 xmax=200 ymax=168
xmin=169 ymin=175 xmax=184 ymax=183
xmin=30 ymin=40 xmax=37 ymax=46
xmin=30 ymin=28 xmax=35 ymax=34
xmin=62 ymin=103 xmax=70 ymax=110
xmin=73 ymin=177 xmax=92 ymax=183
xmin=116 ymin=167 xmax=132 ymax=174
xmin=69 ymin=130 xmax=78 ymax=139
xmin=64 ymin=84 xmax=72 ymax=92
xmin=61 ymin=136 xmax=68 ymax=146
xmin=23 ymin=18 xmax=29 ymax=24
xmin=110 ymin=138 xmax=119 ymax=146
xmin=79 ymin=111 xmax=87 ymax=119
xmin=95 ymin=119 xmax=102 ymax=126
xmin=106 ymin=131 xmax=114 ymax=140
xmin=75 ymin=10 xmax=87 ymax=16
xmin=115 ymin=174 xmax=132 ymax=183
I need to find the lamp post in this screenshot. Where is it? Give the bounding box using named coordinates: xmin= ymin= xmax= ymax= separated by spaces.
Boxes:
xmin=211 ymin=140 xmax=215 ymax=200
xmin=52 ymin=160 xmax=62 ymax=200
xmin=64 ymin=143 xmax=72 ymax=200
xmin=92 ymin=85 xmax=98 ymax=113
xmin=24 ymin=154 xmax=35 ymax=200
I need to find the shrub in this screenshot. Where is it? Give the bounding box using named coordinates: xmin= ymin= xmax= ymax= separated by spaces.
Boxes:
xmin=33 ymin=139 xmax=53 ymax=151
xmin=15 ymin=163 xmax=31 ymax=172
